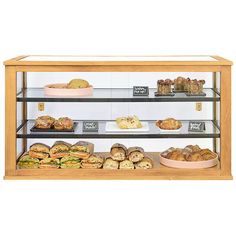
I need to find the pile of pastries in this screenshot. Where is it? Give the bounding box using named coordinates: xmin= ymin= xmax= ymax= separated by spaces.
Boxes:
xmin=116 ymin=115 xmax=142 ymax=129
xmin=48 ymin=79 xmax=91 ymax=89
xmin=17 ymin=141 xmax=153 ymax=169
xmin=157 ymin=76 xmax=205 ymax=95
xmin=35 ymin=116 xmax=73 ymax=130
xmin=160 ymin=145 xmax=217 ymax=162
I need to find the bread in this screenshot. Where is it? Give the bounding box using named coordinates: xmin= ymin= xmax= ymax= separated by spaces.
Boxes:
xmin=156 ymin=118 xmax=182 ymax=130
xmin=35 ymin=116 xmax=55 ymax=129
xmin=127 ymin=146 xmax=144 ymax=163
xmin=49 ymin=141 xmax=71 ymax=159
xmin=116 ymin=115 xmax=142 ymax=129
xmin=110 ymin=143 xmax=127 ymax=161
xmin=157 ymin=79 xmax=173 ymax=94
xmin=103 ymin=158 xmax=119 ymax=169
xmin=39 ymin=158 xmax=60 ymax=169
xmin=61 ymin=156 xmax=81 ymax=169
xmin=81 ymin=154 xmax=104 ymax=169
xmin=67 ymin=79 xmax=89 ymax=89
xmin=54 ymin=117 xmax=73 ymax=130
xmin=119 ymin=160 xmax=134 ymax=169
xmin=135 ymin=157 xmax=153 ymax=169
xmin=17 ymin=153 xmax=40 ymax=169
xmin=29 ymin=143 xmax=50 ymax=159
xmin=70 ymin=141 xmax=94 ymax=159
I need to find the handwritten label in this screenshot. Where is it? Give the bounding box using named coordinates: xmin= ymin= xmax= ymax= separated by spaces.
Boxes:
xmin=133 ymin=86 xmax=149 ymax=96
xmin=188 ymin=122 xmax=205 ymax=132
xmin=83 ymin=121 xmax=99 ymax=132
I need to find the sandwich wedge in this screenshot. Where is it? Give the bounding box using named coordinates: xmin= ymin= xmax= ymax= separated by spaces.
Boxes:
xmin=29 ymin=143 xmax=50 ymax=159
xmin=70 ymin=141 xmax=94 ymax=159
xmin=39 ymin=158 xmax=60 ymax=169
xmin=17 ymin=153 xmax=40 ymax=169
xmin=61 ymin=156 xmax=81 ymax=169
xmin=49 ymin=141 xmax=71 ymax=159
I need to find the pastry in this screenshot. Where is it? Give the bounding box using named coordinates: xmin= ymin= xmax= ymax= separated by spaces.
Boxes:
xmin=61 ymin=156 xmax=81 ymax=169
xmin=127 ymin=146 xmax=145 ymax=163
xmin=186 ymin=79 xmax=205 ymax=94
xmin=81 ymin=154 xmax=104 ymax=169
xmin=54 ymin=117 xmax=73 ymax=130
xmin=174 ymin=77 xmax=189 ymax=91
xmin=67 ymin=79 xmax=90 ymax=89
xmin=135 ymin=157 xmax=153 ymax=169
xmin=198 ymin=149 xmax=217 ymax=160
xmin=70 ymin=141 xmax=94 ymax=159
xmin=35 ymin=116 xmax=55 ymax=129
xmin=39 ymin=158 xmax=60 ymax=169
xmin=157 ymin=79 xmax=173 ymax=95
xmin=29 ymin=143 xmax=50 ymax=159
xmin=166 ymin=149 xmax=186 ymax=161
xmin=116 ymin=115 xmax=142 ymax=129
xmin=119 ymin=160 xmax=134 ymax=169
xmin=17 ymin=153 xmax=40 ymax=169
xmin=49 ymin=141 xmax=71 ymax=159
xmin=110 ymin=143 xmax=127 ymax=161
xmin=103 ymin=158 xmax=119 ymax=169
xmin=156 ymin=118 xmax=182 ymax=130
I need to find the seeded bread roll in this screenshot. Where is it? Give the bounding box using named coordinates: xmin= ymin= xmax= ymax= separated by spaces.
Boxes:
xmin=103 ymin=158 xmax=119 ymax=169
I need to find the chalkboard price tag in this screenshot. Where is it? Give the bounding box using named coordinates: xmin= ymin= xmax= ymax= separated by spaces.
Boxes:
xmin=133 ymin=86 xmax=149 ymax=96
xmin=188 ymin=122 xmax=205 ymax=132
xmin=83 ymin=121 xmax=99 ymax=132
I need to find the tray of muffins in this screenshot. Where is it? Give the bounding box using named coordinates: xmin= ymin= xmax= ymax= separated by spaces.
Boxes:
xmin=30 ymin=116 xmax=78 ymax=132
xmin=155 ymin=76 xmax=206 ymax=97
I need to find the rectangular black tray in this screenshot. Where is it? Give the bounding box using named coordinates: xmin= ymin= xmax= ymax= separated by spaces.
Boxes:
xmin=185 ymin=92 xmax=206 ymax=97
xmin=30 ymin=122 xmax=78 ymax=132
xmin=154 ymin=92 xmax=175 ymax=97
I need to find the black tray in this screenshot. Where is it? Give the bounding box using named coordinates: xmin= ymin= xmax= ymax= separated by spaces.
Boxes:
xmin=154 ymin=92 xmax=175 ymax=97
xmin=173 ymin=89 xmax=188 ymax=93
xmin=185 ymin=92 xmax=206 ymax=97
xmin=30 ymin=122 xmax=78 ymax=132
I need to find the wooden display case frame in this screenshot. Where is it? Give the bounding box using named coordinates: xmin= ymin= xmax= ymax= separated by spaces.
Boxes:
xmin=4 ymin=55 xmax=232 ymax=180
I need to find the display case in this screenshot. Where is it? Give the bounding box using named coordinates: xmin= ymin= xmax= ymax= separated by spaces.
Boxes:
xmin=4 ymin=55 xmax=232 ymax=179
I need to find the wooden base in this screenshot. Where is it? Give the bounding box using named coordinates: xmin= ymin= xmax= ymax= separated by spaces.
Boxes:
xmin=5 ymin=152 xmax=232 ymax=180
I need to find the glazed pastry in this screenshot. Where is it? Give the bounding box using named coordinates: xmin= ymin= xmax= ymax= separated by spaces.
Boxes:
xmin=17 ymin=153 xmax=40 ymax=169
xmin=174 ymin=77 xmax=189 ymax=91
xmin=166 ymin=149 xmax=186 ymax=161
xmin=157 ymin=79 xmax=173 ymax=95
xmin=39 ymin=158 xmax=60 ymax=169
xmin=110 ymin=143 xmax=127 ymax=161
xmin=35 ymin=116 xmax=55 ymax=129
xmin=183 ymin=145 xmax=201 ymax=153
xmin=160 ymin=147 xmax=176 ymax=158
xmin=119 ymin=160 xmax=134 ymax=169
xmin=54 ymin=117 xmax=73 ymax=130
xmin=156 ymin=118 xmax=182 ymax=130
xmin=103 ymin=158 xmax=119 ymax=169
xmin=81 ymin=154 xmax=104 ymax=169
xmin=127 ymin=146 xmax=145 ymax=163
xmin=198 ymin=149 xmax=217 ymax=160
xmin=186 ymin=79 xmax=205 ymax=94
xmin=61 ymin=156 xmax=81 ymax=169
xmin=67 ymin=79 xmax=90 ymax=89
xmin=116 ymin=115 xmax=142 ymax=129
xmin=29 ymin=143 xmax=50 ymax=159
xmin=49 ymin=141 xmax=71 ymax=159
xmin=70 ymin=141 xmax=94 ymax=159
xmin=135 ymin=157 xmax=153 ymax=169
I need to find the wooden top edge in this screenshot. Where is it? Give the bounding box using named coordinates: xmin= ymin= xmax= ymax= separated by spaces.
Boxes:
xmin=4 ymin=55 xmax=233 ymax=66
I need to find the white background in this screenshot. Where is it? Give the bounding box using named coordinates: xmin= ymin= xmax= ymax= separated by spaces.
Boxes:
xmin=0 ymin=0 xmax=235 ymax=236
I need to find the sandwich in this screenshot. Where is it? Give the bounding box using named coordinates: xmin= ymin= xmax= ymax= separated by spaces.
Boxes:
xmin=103 ymin=158 xmax=119 ymax=169
xmin=127 ymin=146 xmax=144 ymax=163
xmin=81 ymin=154 xmax=104 ymax=169
xmin=119 ymin=160 xmax=134 ymax=169
xmin=70 ymin=141 xmax=94 ymax=159
xmin=135 ymin=157 xmax=153 ymax=169
xmin=29 ymin=143 xmax=50 ymax=159
xmin=54 ymin=117 xmax=73 ymax=130
xmin=110 ymin=143 xmax=127 ymax=161
xmin=67 ymin=79 xmax=90 ymax=89
xmin=39 ymin=158 xmax=60 ymax=169
xmin=17 ymin=153 xmax=40 ymax=169
xmin=35 ymin=115 xmax=55 ymax=129
xmin=61 ymin=156 xmax=81 ymax=169
xmin=49 ymin=141 xmax=71 ymax=159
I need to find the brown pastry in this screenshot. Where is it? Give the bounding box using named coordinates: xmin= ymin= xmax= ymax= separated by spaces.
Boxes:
xmin=157 ymin=79 xmax=173 ymax=95
xmin=156 ymin=118 xmax=182 ymax=130
xmin=103 ymin=158 xmax=119 ymax=169
xmin=166 ymin=149 xmax=186 ymax=161
xmin=186 ymin=79 xmax=205 ymax=94
xmin=174 ymin=77 xmax=189 ymax=91
xmin=127 ymin=146 xmax=144 ymax=163
xmin=110 ymin=143 xmax=127 ymax=161
xmin=198 ymin=149 xmax=217 ymax=160
xmin=81 ymin=154 xmax=104 ymax=169
xmin=135 ymin=157 xmax=153 ymax=169
xmin=54 ymin=117 xmax=73 ymax=130
xmin=35 ymin=116 xmax=55 ymax=129
xmin=185 ymin=152 xmax=203 ymax=161
xmin=29 ymin=143 xmax=50 ymax=159
xmin=119 ymin=160 xmax=134 ymax=169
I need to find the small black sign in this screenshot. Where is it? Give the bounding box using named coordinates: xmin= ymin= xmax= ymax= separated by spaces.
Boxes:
xmin=83 ymin=121 xmax=99 ymax=132
xmin=188 ymin=122 xmax=205 ymax=132
xmin=133 ymin=86 xmax=149 ymax=96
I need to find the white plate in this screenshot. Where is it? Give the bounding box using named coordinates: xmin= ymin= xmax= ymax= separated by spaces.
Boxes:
xmin=105 ymin=122 xmax=149 ymax=133
xmin=158 ymin=127 xmax=182 ymax=132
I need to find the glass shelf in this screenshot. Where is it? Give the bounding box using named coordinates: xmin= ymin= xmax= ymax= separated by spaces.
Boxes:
xmin=17 ymin=88 xmax=220 ymax=102
xmin=17 ymin=120 xmax=220 ymax=139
